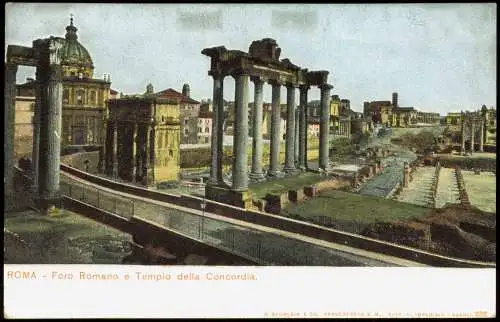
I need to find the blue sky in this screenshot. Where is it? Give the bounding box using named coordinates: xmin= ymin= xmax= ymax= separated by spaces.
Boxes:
xmin=5 ymin=3 xmax=496 ymax=115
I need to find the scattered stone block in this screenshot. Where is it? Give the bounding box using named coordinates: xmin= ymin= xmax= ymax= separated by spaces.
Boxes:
xmin=288 ymin=189 xmax=305 ymax=203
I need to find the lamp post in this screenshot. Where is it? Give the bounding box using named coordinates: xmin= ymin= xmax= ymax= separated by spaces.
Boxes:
xmin=200 ymin=197 xmax=206 ymax=239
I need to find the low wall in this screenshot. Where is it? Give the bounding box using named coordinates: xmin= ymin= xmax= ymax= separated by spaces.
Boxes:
xmin=61 ymin=151 xmax=101 ymax=174
xmin=59 ymin=164 xmax=496 ymax=267
xmin=62 ymin=196 xmax=258 ymax=265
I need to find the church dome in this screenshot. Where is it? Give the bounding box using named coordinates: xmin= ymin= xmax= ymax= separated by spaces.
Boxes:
xmin=60 ymin=16 xmax=94 ymax=78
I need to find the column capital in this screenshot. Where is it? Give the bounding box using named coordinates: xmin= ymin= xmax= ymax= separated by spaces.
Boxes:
xmin=230 ymin=69 xmax=251 ymax=79
xmin=299 ymin=84 xmax=310 ymax=92
xmin=268 ymin=79 xmax=282 ymax=87
xmin=319 ymin=83 xmax=334 ymax=91
xmin=48 ymin=64 xmax=63 ymax=82
xmin=5 ymin=62 xmax=18 ymax=72
xmin=250 ymin=76 xmax=266 ymax=84
xmin=209 ymin=70 xmax=225 ymax=80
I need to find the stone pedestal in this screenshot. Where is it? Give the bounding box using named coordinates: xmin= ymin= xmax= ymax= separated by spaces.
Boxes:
xmin=205 ymin=184 xmax=252 ymax=209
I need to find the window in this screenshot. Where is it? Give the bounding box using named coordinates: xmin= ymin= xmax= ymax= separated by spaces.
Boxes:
xmin=184 ymin=119 xmax=188 ymax=125
xmin=76 ymin=89 xmax=84 ymax=105
xmin=198 ymin=127 xmax=202 ymax=133
xmin=63 ymin=89 xmax=69 ymax=104
xmin=184 ymin=128 xmax=189 ymax=135
xmin=169 ymin=150 xmax=174 ymax=157
xmin=205 ymin=137 xmax=209 ymax=143
xmin=205 ymin=127 xmax=209 ymax=133
xmin=90 ymin=91 xmax=97 ymax=105
xmin=162 ymin=116 xmax=165 ymax=122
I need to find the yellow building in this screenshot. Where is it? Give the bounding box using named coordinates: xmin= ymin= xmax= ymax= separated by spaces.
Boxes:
xmin=392 ymin=107 xmax=418 ymax=127
xmin=445 ymin=112 xmax=463 ymax=126
xmin=363 ymin=100 xmax=392 ymax=126
xmin=59 ymin=18 xmax=111 ymax=147
xmin=329 ymin=95 xmax=341 ymax=131
xmin=14 ymin=79 xmax=36 ymax=160
xmin=105 ymin=84 xmax=181 ymax=186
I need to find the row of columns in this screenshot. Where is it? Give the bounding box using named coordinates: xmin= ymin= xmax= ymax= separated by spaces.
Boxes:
xmin=460 ymin=112 xmax=485 ymax=154
xmin=105 ymin=121 xmax=154 ymax=185
xmin=208 ymin=72 xmax=332 ymax=192
xmin=4 ymin=60 xmax=64 ymax=211
xmin=335 ymin=121 xmax=351 ymax=138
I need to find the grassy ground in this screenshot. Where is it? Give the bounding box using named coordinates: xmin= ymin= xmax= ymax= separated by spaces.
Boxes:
xmin=437 ymin=153 xmax=497 ymax=160
xmin=390 ymin=126 xmax=445 ymax=139
xmin=249 ymin=172 xmax=325 ymax=199
xmin=4 ymin=209 xmax=132 ymax=264
xmin=282 ymin=190 xmax=432 ymax=224
xmin=461 ymin=171 xmax=496 ymax=213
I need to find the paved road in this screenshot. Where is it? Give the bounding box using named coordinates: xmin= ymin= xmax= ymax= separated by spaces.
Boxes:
xmin=59 ymin=173 xmax=422 ymax=267
xmin=357 ymin=150 xmax=416 ymax=198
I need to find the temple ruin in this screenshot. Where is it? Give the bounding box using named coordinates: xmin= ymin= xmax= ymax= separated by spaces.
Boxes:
xmin=202 ymin=38 xmax=333 ymax=207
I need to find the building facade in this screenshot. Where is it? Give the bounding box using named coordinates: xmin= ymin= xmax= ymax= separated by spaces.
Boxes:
xmin=154 ymin=85 xmax=200 ymax=145
xmin=105 ymin=89 xmax=181 ymax=186
xmin=14 ymin=79 xmax=36 ymax=159
xmin=197 ymin=110 xmax=213 ymax=144
xmin=12 ymin=19 xmax=112 ymax=161
xmin=59 ymin=19 xmax=111 ymax=147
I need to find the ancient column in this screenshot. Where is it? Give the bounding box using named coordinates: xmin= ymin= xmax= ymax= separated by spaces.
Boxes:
xmin=470 ymin=118 xmax=475 ymax=153
xmin=479 ymin=118 xmax=484 ymax=152
xmin=149 ymin=127 xmax=156 ymax=183
xmin=268 ymin=80 xmax=281 ymax=177
xmin=231 ymin=73 xmax=249 ymax=191
xmin=298 ymin=85 xmax=309 ymax=170
xmin=319 ymin=84 xmax=332 ymax=171
xmin=142 ymin=124 xmax=154 ymax=186
xmin=112 ymin=122 xmax=119 ymax=179
xmin=284 ymin=85 xmax=296 ymax=174
xmin=37 ymin=63 xmax=63 ymax=208
xmin=131 ymin=122 xmax=138 ymax=182
xmin=216 ymin=76 xmax=225 ymax=184
xmin=31 ymin=67 xmax=42 ymax=194
xmin=460 ymin=111 xmax=465 ymax=154
xmin=208 ymin=73 xmax=223 ymax=185
xmin=4 ymin=63 xmax=18 ymax=210
xmin=249 ymin=76 xmax=265 ymax=182
xmin=294 ymin=107 xmax=299 ymax=166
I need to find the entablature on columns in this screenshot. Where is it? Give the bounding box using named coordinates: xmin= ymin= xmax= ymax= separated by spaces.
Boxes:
xmin=202 ymin=38 xmax=318 ymax=88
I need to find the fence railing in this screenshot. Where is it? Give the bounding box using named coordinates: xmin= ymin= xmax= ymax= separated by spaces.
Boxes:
xmin=59 ymin=175 xmax=396 ymax=266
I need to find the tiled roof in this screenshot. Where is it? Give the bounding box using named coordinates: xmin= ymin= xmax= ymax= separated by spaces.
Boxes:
xmin=199 ymin=110 xmax=213 ymax=118
xmin=154 ymin=88 xmax=200 ymax=104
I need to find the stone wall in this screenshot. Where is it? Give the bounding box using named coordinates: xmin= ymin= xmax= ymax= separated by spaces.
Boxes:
xmin=263 ymin=176 xmax=352 ymax=215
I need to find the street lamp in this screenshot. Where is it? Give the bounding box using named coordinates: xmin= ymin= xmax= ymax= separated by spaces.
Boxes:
xmin=200 ymin=197 xmax=207 ymax=239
